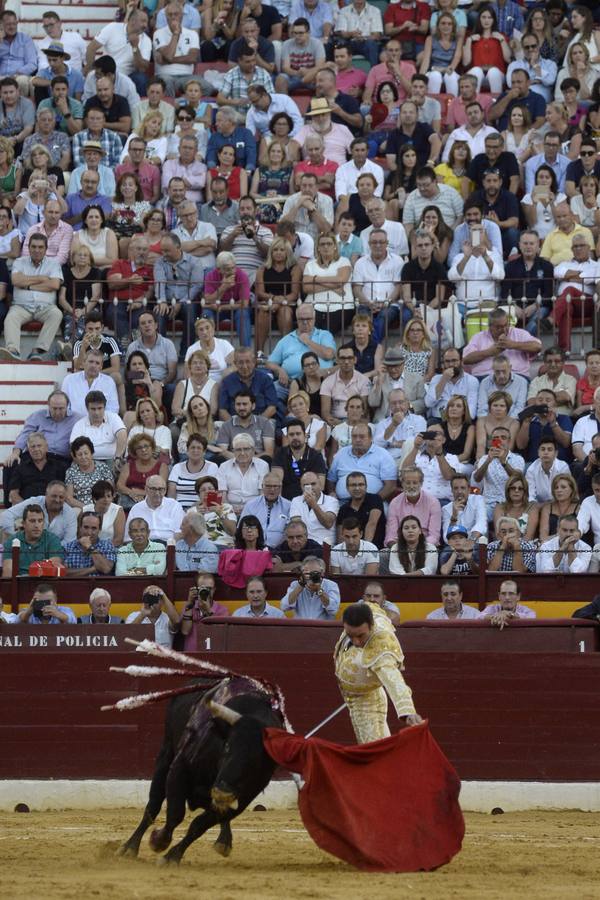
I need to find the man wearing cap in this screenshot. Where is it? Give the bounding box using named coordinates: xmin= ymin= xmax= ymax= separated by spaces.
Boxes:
xmin=368 ymin=347 xmax=408 ymax=422
xmin=32 ymin=42 xmax=84 ymax=103
xmin=37 ymin=75 xmax=83 ymax=137
xmin=439 ymin=525 xmax=481 ymax=576
xmin=67 ymin=140 xmax=116 ymax=199
xmin=294 ymin=99 xmax=354 ymax=167
xmin=83 ymin=75 xmax=131 ymax=140
xmin=426 ymin=580 xmax=480 ymax=620
xmin=21 ymin=107 xmax=71 ymax=170
xmin=72 ymin=106 xmax=123 ymax=170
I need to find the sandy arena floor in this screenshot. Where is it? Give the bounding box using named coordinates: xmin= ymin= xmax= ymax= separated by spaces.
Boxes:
xmin=1 ymin=806 xmax=598 ymax=900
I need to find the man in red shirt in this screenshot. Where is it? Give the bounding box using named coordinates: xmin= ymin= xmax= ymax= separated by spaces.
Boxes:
xmin=106 ymin=235 xmax=155 ymax=341
xmin=383 ymin=0 xmax=431 ymax=61
xmin=115 ymin=135 xmax=161 ymax=204
xmin=292 ymin=134 xmax=338 ymax=199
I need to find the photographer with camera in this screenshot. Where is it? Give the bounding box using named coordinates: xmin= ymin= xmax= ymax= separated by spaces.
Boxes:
xmin=280 ymin=556 xmax=340 ymax=620
xmin=125 ymin=584 xmax=179 ymax=648
xmin=515 ymin=389 xmax=573 ymax=464
xmin=180 ymin=572 xmax=229 ymax=649
xmin=220 ymin=196 xmax=273 ymax=289
xmin=18 ymin=583 xmax=76 ymax=624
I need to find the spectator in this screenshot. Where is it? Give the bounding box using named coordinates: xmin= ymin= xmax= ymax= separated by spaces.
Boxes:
xmin=446 ymin=226 xmax=505 ymax=316
xmin=516 ymin=389 xmax=573 ymax=464
xmin=152 ymin=2 xmax=200 ymax=98
xmin=551 ymin=233 xmax=600 ymax=353
xmin=219 ymin=347 xmax=277 ymax=421
xmin=425 ymin=347 xmax=479 ymax=420
xmin=125 ymin=585 xmax=179 ymax=648
xmin=62 ymin=348 xmax=119 ymax=417
xmin=219 ymin=195 xmax=273 ymax=287
xmin=106 ymin=236 xmax=155 ymax=343
xmin=288 ymin=471 xmax=338 ymax=545
xmin=64 ymin=436 xmax=114 ymax=509
xmin=246 ymin=84 xmax=303 ymax=138
xmin=216 ymin=390 xmax=275 ymax=461
xmin=357 ymin=581 xmax=399 ymax=625
xmin=125 ymin=311 xmax=178 ymax=404
xmin=441 ymin=473 xmax=487 ymax=543
xmin=402 ymin=166 xmax=463 ymax=236
xmin=447 ymin=199 xmax=503 ymax=266
xmin=335 ymin=471 xmax=385 ymax=548
xmin=332 ymin=42 xmax=367 ymax=101
xmin=445 ymin=74 xmax=493 ymax=128
xmin=333 ymin=0 xmax=383 ymax=68
xmin=501 ymin=230 xmax=555 ymax=335
xmin=2 ymin=504 xmax=64 ymax=577
xmin=78 ymin=588 xmax=124 ymax=624
xmin=400 ymin=231 xmax=453 ymax=344
xmin=524 ymin=130 xmax=570 ymax=194
xmin=240 ymin=471 xmax=291 ymax=549
xmin=320 ymin=345 xmax=370 ymax=429
xmin=540 ymin=202 xmax=594 ymax=265
xmin=388 ymin=514 xmax=438 ymax=576
xmin=84 ymin=11 xmax=152 ymax=98
xmin=206 ymin=108 xmax=257 ymax=174
xmin=488 ymin=68 xmax=546 ymax=132
xmin=294 ymin=99 xmax=353 ymax=168
xmin=0 ymin=480 xmax=77 ymax=545
xmin=0 ymin=233 xmax=62 ymax=361
xmin=280 ymin=171 xmax=334 ymax=243
xmin=443 ymin=101 xmax=498 ymax=164
xmin=578 ymin=472 xmax=600 ymax=546
xmin=216 ymin=46 xmax=274 ymax=117
xmin=438 ymin=525 xmax=481 ymax=576
xmin=385 ymin=465 xmax=441 ymax=547
xmin=330 ymin=516 xmax=379 ymax=576
xmin=537 ymin=512 xmax=590 ymax=573
xmin=525 ymin=437 xmax=570 ymax=503
xmin=230 ymin=15 xmax=276 ymax=75
xmin=131 ymin=77 xmax=175 ymax=135
xmin=6 ymin=434 xmax=67 ymax=506
xmin=125 ymin=475 xmax=185 ymax=542
xmin=63 ymin=511 xmax=116 ymax=575
xmin=462 ymin=307 xmax=542 ymax=379
xmin=72 ymin=107 xmax=123 ymax=171
xmin=353 ymin=229 xmax=405 ymax=344
xmin=383 ymin=0 xmax=430 ymax=62
xmin=492 ymin=472 xmax=539 ymax=542
xmin=82 ymin=480 xmax=126 ymax=547
xmin=217 ymin=434 xmax=269 ymax=513
xmin=115 ymin=135 xmax=161 ymax=205
xmin=487 ymin=516 xmax=537 ymax=573
xmin=280 ymin=556 xmax=340 ymax=620
xmin=175 ymin=510 xmax=219 ymax=572
xmin=266 ymin=302 xmax=336 ymax=392
xmin=468 ymin=132 xmax=519 ymax=194
xmin=116 ymin=433 xmax=169 ymax=511
xmin=480 ymin=578 xmax=536 ymax=626
xmin=572 ymin=387 xmax=600 ymax=472
xmin=470 ymin=167 xmax=521 ymax=257
xmin=64 ymin=169 xmax=112 ymax=233
xmin=368 ymin=347 xmax=409 ymax=423
xmin=564 ymin=138 xmax=600 ymax=199
xmin=475 ymin=389 xmax=519 ymax=460
xmin=373 ymin=388 xmax=427 ymax=462
xmin=477 ymin=355 xmax=528 ymax=418
xmin=185 ymin=316 xmax=235 ymax=383
xmin=427 ymin=580 xmax=480 ymax=620
xmin=153 ymin=233 xmax=205 ymax=362
xmin=179 ymin=572 xmax=229 ymax=650
xmin=17 ymin=583 xmax=76 ymax=624
xmin=401 ymin=424 xmax=463 ymax=503
xmin=68 ymin=140 xmax=116 ymax=199
xmin=473 ymin=425 xmax=526 ymax=521
xmin=36 ymin=11 xmax=87 ymax=74
xmin=272 ymin=518 xmax=323 ymax=572
xmin=233 ymin=576 xmax=286 ymax=619
xmin=327 ymin=422 xmax=397 ymax=502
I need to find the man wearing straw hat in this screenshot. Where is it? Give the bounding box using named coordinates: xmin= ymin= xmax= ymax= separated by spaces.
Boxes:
xmin=294 ymin=97 xmax=353 ymax=167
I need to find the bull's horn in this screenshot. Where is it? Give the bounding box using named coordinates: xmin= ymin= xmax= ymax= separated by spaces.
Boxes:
xmin=208 ymin=700 xmax=242 ymax=725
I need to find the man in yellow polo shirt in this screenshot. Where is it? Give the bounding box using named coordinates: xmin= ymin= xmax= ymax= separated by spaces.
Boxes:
xmin=540 ymin=203 xmax=594 ymax=266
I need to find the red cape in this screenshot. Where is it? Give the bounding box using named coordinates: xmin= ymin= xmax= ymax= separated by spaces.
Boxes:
xmin=263 ymin=722 xmax=464 ymax=873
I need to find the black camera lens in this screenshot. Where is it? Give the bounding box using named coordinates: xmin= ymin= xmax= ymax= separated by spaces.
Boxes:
xmin=143 ymin=591 xmax=159 ymax=607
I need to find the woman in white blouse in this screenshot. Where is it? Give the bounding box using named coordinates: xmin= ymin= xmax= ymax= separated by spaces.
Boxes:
xmin=303 ymin=232 xmax=354 ymax=335
xmin=184 ymin=315 xmax=235 ymax=382
xmin=521 ymin=165 xmax=566 ymax=240
xmin=388 ymin=515 xmax=439 ymax=575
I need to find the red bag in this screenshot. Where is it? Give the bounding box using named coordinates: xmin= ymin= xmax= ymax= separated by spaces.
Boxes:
xmin=28 ymin=560 xmax=67 ymax=577
xmin=263 ymin=722 xmax=464 ymax=872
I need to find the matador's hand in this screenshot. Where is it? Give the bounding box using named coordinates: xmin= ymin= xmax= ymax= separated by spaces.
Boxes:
xmin=403 ymin=713 xmax=424 ymax=726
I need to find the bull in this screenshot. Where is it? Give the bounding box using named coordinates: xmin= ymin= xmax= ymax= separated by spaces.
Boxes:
xmin=120 ymin=675 xmax=284 ymax=865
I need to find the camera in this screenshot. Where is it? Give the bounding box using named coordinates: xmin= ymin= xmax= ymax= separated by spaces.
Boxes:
xmin=308 ymin=571 xmax=322 ymax=584
xmin=453 ymin=366 xmax=461 ymax=377
xmin=32 ymin=599 xmax=47 ymax=617
xmin=421 ymin=431 xmax=438 ymax=440
xmin=241 ymin=216 xmax=255 ymax=238
xmin=142 ymin=590 xmax=160 ymax=607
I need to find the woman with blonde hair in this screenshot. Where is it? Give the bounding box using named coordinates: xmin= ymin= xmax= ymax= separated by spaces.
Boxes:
xmin=172 ymin=348 xmax=219 ymax=420
xmin=493 ymin=473 xmax=539 ymax=542
xmin=120 ymin=110 xmax=168 ymax=166
xmin=541 ymin=101 xmax=582 ymax=159
xmin=476 ymin=390 xmax=519 ymax=459
xmin=347 ymin=312 xmax=382 ymax=378
xmin=177 ymin=394 xmax=221 ymax=460
xmin=184 ymin=315 xmax=235 ymax=382
xmin=281 ymin=390 xmax=328 ymax=453
xmin=127 ymin=395 xmax=172 ymax=458
xmin=563 ymin=6 xmax=600 ymax=76
xmin=556 ymin=42 xmax=598 ymax=102
xmin=0 ymin=136 xmax=21 ymax=202
xmin=303 ymin=232 xmax=353 ymax=333
xmin=420 ymin=11 xmax=463 ymax=96
xmin=116 ymin=432 xmax=168 ymax=510
xmin=21 ymin=143 xmax=64 ymax=197
xmin=255 ymin=236 xmax=300 ymax=351
xmin=539 ymin=473 xmax=580 ymax=542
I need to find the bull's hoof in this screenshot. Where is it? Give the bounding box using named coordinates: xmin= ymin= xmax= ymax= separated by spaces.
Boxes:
xmin=149 ymin=827 xmax=172 ymax=853
xmin=213 ymin=839 xmax=232 ymax=858
xmin=118 ymin=844 xmax=139 ymax=859
xmin=161 ymin=850 xmax=182 ymax=866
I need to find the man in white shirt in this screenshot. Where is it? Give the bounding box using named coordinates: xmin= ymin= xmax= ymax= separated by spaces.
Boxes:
xmin=330 ymin=516 xmax=379 ymax=575
xmin=441 ymin=474 xmax=487 ymax=542
xmin=447 ymin=227 xmax=505 ymax=314
xmin=173 ymin=202 xmax=217 ymax=275
xmin=69 ymin=391 xmax=127 ymax=462
xmin=402 ymin=167 xmax=464 ymax=235
xmin=360 ymin=196 xmax=408 ymax=258
xmin=335 ymin=136 xmax=384 ymax=201
xmin=61 ymin=348 xmax=119 ymax=417
xmin=427 ymin=580 xmax=480 ymax=620
xmin=36 ymin=11 xmax=87 ymax=73
xmin=125 ymin=585 xmax=180 ymax=647
xmin=525 ymin=437 xmax=570 ymax=502
xmin=425 ymin=346 xmax=479 ymax=420
xmin=401 ymin=424 xmax=463 ymax=503
xmin=572 ymin=386 xmax=600 ymax=466
xmin=577 ymin=473 xmax=600 ymax=547
xmin=288 ymin=471 xmax=338 ymax=545
xmin=152 ymin=2 xmax=200 ymax=97
xmin=84 ymin=11 xmax=152 ymax=97
xmin=217 ymin=434 xmax=269 ymax=513
xmin=280 ymin=171 xmax=334 ymax=242
xmin=333 ymin=0 xmax=384 ymax=68
xmin=473 ymin=425 xmax=525 ymax=520
xmin=373 ymin=388 xmax=426 ymax=460
xmin=352 ymin=229 xmax=405 ymax=344
xmin=443 ymin=101 xmax=498 ymax=163
xmin=537 ymin=514 xmax=590 ymax=573
xmin=125 ymin=476 xmax=185 ymax=542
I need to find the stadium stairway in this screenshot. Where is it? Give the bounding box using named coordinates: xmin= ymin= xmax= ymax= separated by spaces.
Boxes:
xmin=7 ymin=0 xmax=117 ymax=41
xmin=0 ymin=360 xmax=71 ymax=505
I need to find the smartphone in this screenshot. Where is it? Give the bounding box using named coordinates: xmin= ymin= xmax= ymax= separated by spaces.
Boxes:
xmin=471 ymin=227 xmax=482 ymax=247
xmin=129 ymin=371 xmax=144 ymax=381
xmin=421 ymin=431 xmax=438 ymax=440
xmin=537 ymin=185 xmax=550 ymax=198
xmin=491 ymin=437 xmax=503 ymax=449
xmin=206 ymin=490 xmax=224 ymax=507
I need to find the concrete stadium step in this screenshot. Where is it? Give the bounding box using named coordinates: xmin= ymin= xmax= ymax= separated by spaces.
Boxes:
xmin=17 ymin=0 xmax=118 ymax=39
xmin=0 ymin=422 xmax=25 ymax=445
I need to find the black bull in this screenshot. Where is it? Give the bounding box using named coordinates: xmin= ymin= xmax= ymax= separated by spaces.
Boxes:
xmin=120 ymin=676 xmax=285 ymax=864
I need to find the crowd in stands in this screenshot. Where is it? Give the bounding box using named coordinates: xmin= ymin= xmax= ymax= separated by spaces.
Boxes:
xmin=1 ymin=0 xmax=600 ymax=635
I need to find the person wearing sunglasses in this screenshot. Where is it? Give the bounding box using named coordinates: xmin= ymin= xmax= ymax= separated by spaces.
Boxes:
xmin=564 ymin=138 xmax=600 ymax=199
xmin=507 ymin=35 xmax=558 ymax=104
